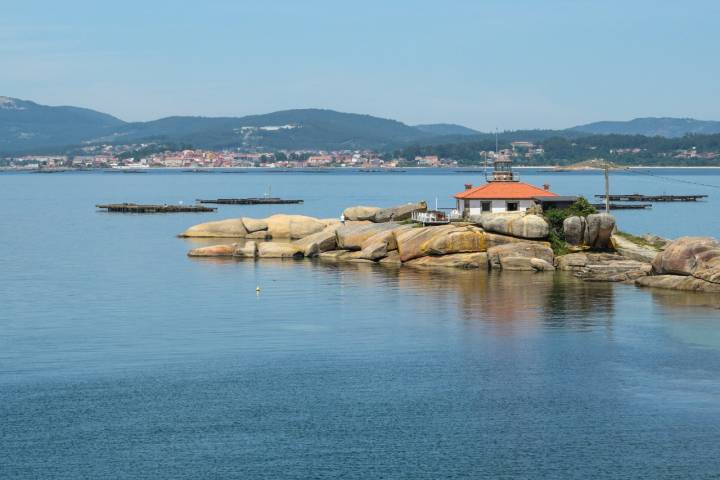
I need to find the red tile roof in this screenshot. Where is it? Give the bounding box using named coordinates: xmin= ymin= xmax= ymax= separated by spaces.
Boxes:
xmin=454 ymin=181 xmax=558 ymax=200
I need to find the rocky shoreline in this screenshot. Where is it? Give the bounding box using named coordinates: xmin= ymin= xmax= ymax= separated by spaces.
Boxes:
xmin=180 ymin=202 xmax=720 ymax=294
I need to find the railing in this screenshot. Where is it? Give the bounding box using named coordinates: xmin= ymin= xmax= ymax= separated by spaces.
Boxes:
xmin=411 ymin=210 xmax=462 ymax=224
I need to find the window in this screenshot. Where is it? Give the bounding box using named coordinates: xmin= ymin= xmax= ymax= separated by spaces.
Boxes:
xmin=481 ymin=201 xmax=491 ymax=212
xmin=506 ymin=201 xmax=519 ymax=212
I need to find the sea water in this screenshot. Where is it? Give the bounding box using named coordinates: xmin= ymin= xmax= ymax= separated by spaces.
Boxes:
xmin=2 ymin=169 xmax=720 ymax=478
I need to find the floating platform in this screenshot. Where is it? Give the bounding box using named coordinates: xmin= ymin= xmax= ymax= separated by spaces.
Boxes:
xmin=96 ymin=203 xmax=216 ymax=213
xmin=594 ymin=194 xmax=708 ymax=202
xmin=196 ymin=197 xmax=303 ymax=205
xmin=591 ymin=203 xmax=652 ymax=210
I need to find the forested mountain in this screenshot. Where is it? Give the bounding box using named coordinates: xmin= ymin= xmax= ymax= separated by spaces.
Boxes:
xmin=3 ymin=96 xmax=720 ymax=160
xmin=414 ymin=123 xmax=479 ymax=136
xmin=0 ymin=96 xmax=125 ymax=152
xmin=0 ymin=98 xmax=434 ymax=153
xmin=570 ymin=117 xmax=720 ymax=137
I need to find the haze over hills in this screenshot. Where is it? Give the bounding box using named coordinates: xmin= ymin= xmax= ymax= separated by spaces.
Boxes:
xmin=2 ymin=96 xmax=720 ymax=154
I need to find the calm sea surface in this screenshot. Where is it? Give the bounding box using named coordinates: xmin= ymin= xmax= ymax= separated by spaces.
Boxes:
xmin=2 ymin=169 xmax=720 ymax=479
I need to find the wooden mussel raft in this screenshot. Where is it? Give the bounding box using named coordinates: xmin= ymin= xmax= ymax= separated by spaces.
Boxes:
xmin=196 ymin=197 xmax=303 ymax=205
xmin=590 ymin=203 xmax=652 ymax=210
xmin=594 ymin=194 xmax=708 ymax=202
xmin=96 ymin=203 xmax=216 ymax=213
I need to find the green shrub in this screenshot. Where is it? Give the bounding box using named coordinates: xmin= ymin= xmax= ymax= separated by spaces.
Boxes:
xmin=543 ymin=197 xmax=597 ymax=254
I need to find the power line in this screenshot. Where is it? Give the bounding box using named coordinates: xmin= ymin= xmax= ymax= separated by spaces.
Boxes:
xmin=622 ymin=168 xmax=720 ymax=190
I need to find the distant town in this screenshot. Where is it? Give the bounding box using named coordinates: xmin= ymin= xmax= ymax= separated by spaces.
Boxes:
xmin=3 ymin=138 xmax=719 ymax=171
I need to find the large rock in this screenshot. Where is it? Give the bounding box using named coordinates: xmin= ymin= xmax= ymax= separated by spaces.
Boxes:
xmin=318 ymin=250 xmax=352 ymax=261
xmin=372 ymin=202 xmax=427 ymax=222
xmin=186 ymin=241 xmax=257 ymax=258
xmin=257 ymin=242 xmax=304 ymax=259
xmin=497 ymin=256 xmax=555 ymax=272
xmin=487 ymin=243 xmax=554 ymax=270
xmin=246 ymin=230 xmax=272 ymax=240
xmin=610 ymin=233 xmax=661 ymax=263
xmin=652 ymin=237 xmax=720 ymax=277
xmin=342 ymin=206 xmax=381 ymax=221
xmin=179 ymin=218 xmax=248 ymax=238
xmin=482 ymin=214 xmax=549 ymax=240
xmin=405 ymin=252 xmax=489 ymax=269
xmin=563 ymin=216 xmax=586 ymax=246
xmin=636 ymin=275 xmax=720 ymax=293
xmin=583 ymin=213 xmax=615 ymax=249
xmin=378 ymin=251 xmax=402 ymax=266
xmin=292 ymin=226 xmax=339 ymax=257
xmin=356 ymin=225 xmax=414 ymax=260
xmin=396 ymin=225 xmax=488 ymax=262
xmin=241 ymin=217 xmax=268 ymax=233
xmin=265 ymin=214 xmax=327 ymax=239
xmin=234 ymin=241 xmax=258 ymax=258
xmin=556 ymin=252 xmax=651 ymax=282
xmin=187 ymin=243 xmax=236 ymax=257
xmin=336 ymin=222 xmax=400 ymax=251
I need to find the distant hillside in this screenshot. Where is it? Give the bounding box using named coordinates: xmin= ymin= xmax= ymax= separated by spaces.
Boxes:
xmin=570 ymin=117 xmax=720 ymax=137
xmin=0 ymin=98 xmax=438 ymax=153
xmin=414 ymin=123 xmax=479 ymax=136
xmin=4 ymin=96 xmax=720 ymax=155
xmin=0 ymin=96 xmax=125 ymax=152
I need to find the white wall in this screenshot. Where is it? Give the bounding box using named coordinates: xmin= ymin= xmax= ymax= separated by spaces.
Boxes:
xmin=458 ymin=199 xmax=535 ymax=216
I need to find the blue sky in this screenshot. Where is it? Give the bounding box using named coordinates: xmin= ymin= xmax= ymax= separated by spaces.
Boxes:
xmin=3 ymin=0 xmax=719 ymax=130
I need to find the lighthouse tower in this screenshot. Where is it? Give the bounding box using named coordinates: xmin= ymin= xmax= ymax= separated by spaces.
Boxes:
xmin=490 ymin=153 xmax=517 ymax=182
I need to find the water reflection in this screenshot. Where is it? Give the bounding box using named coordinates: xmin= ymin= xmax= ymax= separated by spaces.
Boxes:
xmin=646 ymin=287 xmax=720 ymax=311
xmin=188 ymin=255 xmax=618 ymax=333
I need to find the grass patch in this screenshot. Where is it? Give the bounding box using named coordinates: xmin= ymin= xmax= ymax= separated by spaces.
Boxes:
xmin=615 ymin=231 xmax=663 ymax=249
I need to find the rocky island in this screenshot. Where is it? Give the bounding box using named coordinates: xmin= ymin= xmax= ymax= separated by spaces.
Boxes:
xmin=180 ymin=201 xmax=720 ymax=294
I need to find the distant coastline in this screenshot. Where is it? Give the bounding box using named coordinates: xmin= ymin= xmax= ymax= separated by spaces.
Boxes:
xmin=4 ymin=165 xmax=720 ymax=173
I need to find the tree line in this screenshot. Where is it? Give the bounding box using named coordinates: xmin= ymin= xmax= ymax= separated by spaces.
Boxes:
xmin=394 ymin=133 xmax=720 ymax=166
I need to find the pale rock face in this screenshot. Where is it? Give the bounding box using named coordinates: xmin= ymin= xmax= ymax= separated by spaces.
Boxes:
xmin=187 ymin=243 xmax=237 ymax=257
xmin=530 ymin=258 xmax=555 ymax=271
xmin=257 ymin=242 xmax=304 ymax=258
xmin=292 ymin=226 xmax=339 ymax=257
xmin=556 ymin=252 xmax=651 ymax=282
xmin=636 ymin=275 xmax=720 ymax=293
xmin=405 ymin=252 xmax=489 ymax=269
xmin=342 ymin=206 xmax=381 ymax=221
xmin=563 ymin=216 xmax=586 ymax=246
xmin=372 ymin=202 xmax=427 ymax=223
xmin=651 ymin=236 xmax=720 ymax=285
xmin=356 ymin=225 xmax=415 ymax=260
xmin=336 ymin=222 xmax=400 ymax=251
xmin=482 ymin=214 xmax=550 ymax=240
xmin=246 ymin=230 xmax=272 ymax=240
xmin=610 ymin=234 xmax=660 ymax=263
xmin=318 ymin=250 xmax=353 ymax=260
xmin=378 ymin=251 xmax=402 ymax=266
xmin=186 ymin=241 xmax=257 ymax=257
xmin=486 ymin=242 xmax=554 ymax=270
xmin=583 ymin=213 xmax=615 ymax=249
xmin=241 ymin=217 xmax=268 ymax=233
xmin=234 ymin=241 xmax=258 ymax=258
xmin=555 ymin=252 xmax=591 ymax=270
xmin=265 ymin=214 xmax=327 ymax=239
xmin=395 ymin=225 xmax=487 ymax=262
xmin=180 ymin=218 xmax=248 ymax=238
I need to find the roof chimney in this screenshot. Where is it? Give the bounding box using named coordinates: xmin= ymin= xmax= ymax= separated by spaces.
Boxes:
xmin=543 ymin=183 xmax=550 ymax=191
xmin=464 ymin=183 xmax=473 ymax=190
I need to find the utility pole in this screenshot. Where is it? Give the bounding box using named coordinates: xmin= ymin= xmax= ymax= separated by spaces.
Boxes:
xmin=603 ymin=161 xmax=610 ymax=214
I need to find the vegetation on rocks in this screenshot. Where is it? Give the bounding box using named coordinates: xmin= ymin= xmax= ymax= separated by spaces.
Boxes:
xmin=543 ymin=197 xmax=597 ymax=254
